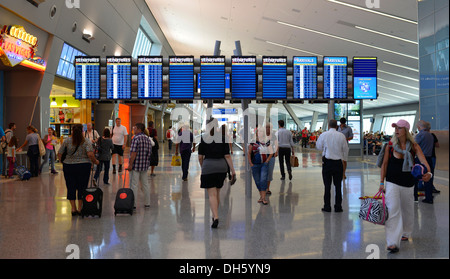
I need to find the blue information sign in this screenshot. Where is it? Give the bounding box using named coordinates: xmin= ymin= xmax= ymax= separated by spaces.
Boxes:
xmin=262 ymin=56 xmax=287 ymax=99
xmin=106 ymin=56 xmax=132 ymax=100
xmin=169 ymin=56 xmax=194 ymax=99
xmin=231 ymin=56 xmax=256 ymax=99
xmin=293 ymin=56 xmax=318 ymax=99
xmin=75 ymin=56 xmax=100 ymax=100
xmin=324 ymin=57 xmax=348 ymax=99
xmin=200 ymin=56 xmax=225 ymax=99
xmin=138 ymin=56 xmax=163 ymax=99
xmin=353 ymin=57 xmax=377 ymax=99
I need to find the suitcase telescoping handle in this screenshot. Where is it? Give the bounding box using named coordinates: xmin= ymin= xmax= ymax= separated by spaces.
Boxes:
xmin=88 ymin=163 xmax=96 ymax=189
xmin=122 ymin=169 xmax=128 ymax=189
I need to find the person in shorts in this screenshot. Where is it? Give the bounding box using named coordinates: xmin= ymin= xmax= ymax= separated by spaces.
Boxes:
xmin=112 ymin=118 xmax=128 ymax=174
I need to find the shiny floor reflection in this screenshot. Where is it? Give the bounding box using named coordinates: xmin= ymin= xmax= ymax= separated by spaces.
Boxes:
xmin=0 ymin=146 xmax=448 ymax=259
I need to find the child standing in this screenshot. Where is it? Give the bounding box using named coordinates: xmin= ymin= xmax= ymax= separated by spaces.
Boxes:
xmin=93 ymin=128 xmax=114 ymax=186
xmin=7 ymin=136 xmax=18 ymax=178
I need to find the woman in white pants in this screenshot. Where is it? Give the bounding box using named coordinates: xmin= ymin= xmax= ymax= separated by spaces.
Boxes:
xmin=379 ymin=119 xmax=432 ymax=253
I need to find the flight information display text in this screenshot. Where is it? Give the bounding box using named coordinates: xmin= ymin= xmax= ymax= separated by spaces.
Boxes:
xmin=169 ymin=56 xmax=194 ymax=99
xmin=293 ymin=56 xmax=318 ymax=99
xmin=324 ymin=57 xmax=348 ymax=99
xmin=106 ymin=56 xmax=132 ymax=100
xmin=138 ymin=56 xmax=163 ymax=99
xmin=231 ymin=56 xmax=256 ymax=99
xmin=262 ymin=56 xmax=287 ymax=99
xmin=200 ymin=56 xmax=225 ymax=99
xmin=353 ymin=57 xmax=377 ymax=99
xmin=75 ymin=56 xmax=100 ymax=100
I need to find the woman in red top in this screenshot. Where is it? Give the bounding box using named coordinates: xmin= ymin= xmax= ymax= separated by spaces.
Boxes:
xmin=309 ymin=132 xmax=317 ymax=148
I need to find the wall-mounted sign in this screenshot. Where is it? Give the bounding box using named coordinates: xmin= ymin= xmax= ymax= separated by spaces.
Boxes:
xmin=0 ymin=25 xmax=38 ymax=67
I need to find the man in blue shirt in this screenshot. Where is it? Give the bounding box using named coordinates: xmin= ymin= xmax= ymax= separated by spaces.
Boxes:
xmin=414 ymin=120 xmax=435 ymax=204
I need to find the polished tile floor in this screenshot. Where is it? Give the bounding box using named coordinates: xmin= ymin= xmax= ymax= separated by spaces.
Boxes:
xmin=0 ymin=144 xmax=448 ymax=259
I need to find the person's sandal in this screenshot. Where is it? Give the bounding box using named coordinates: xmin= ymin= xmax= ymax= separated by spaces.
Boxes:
xmin=262 ymin=200 xmax=269 ymax=205
xmin=387 ymin=246 xmax=399 ymax=253
xmin=401 ymin=236 xmax=409 ymax=241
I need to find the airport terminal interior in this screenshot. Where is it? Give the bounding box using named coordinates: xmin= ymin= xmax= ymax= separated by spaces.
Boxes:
xmin=0 ymin=0 xmax=448 ymax=260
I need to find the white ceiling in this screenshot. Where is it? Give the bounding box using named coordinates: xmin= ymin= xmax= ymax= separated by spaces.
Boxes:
xmin=145 ymin=0 xmax=421 ymax=118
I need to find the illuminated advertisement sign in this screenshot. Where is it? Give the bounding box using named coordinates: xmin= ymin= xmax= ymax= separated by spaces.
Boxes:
xmin=353 ymin=57 xmax=377 ymax=99
xmin=0 ymin=25 xmax=39 ymax=68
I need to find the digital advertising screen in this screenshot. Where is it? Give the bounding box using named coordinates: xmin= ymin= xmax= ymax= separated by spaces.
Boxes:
xmin=106 ymin=56 xmax=132 ymax=100
xmin=324 ymin=57 xmax=348 ymax=99
xmin=137 ymin=56 xmax=163 ymax=99
xmin=231 ymin=56 xmax=256 ymax=99
xmin=169 ymin=56 xmax=194 ymax=99
xmin=353 ymin=57 xmax=377 ymax=99
xmin=200 ymin=56 xmax=225 ymax=99
xmin=262 ymin=56 xmax=287 ymax=99
xmin=75 ymin=56 xmax=101 ymax=100
xmin=293 ymin=56 xmax=318 ymax=99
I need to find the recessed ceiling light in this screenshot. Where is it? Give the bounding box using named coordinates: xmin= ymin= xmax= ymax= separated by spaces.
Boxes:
xmin=378 ymin=84 xmax=418 ymax=96
xmin=265 ymin=40 xmax=323 ymax=56
xmin=327 ymin=0 xmax=417 ymax=25
xmin=355 ymin=26 xmax=417 ymax=44
xmin=276 ymin=20 xmax=418 ymax=60
xmin=378 ymin=91 xmax=412 ymax=101
xmin=378 ymin=70 xmax=419 ymax=82
xmin=382 ymin=61 xmax=419 ymax=72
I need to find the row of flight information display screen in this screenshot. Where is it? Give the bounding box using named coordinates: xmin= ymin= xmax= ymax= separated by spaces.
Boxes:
xmin=74 ymin=56 xmax=377 ymax=101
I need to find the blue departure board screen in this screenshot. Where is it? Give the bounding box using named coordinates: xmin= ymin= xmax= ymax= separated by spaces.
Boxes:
xmin=75 ymin=56 xmax=100 ymax=100
xmin=169 ymin=56 xmax=194 ymax=99
xmin=231 ymin=56 xmax=256 ymax=99
xmin=293 ymin=56 xmax=318 ymax=99
xmin=200 ymin=56 xmax=225 ymax=99
xmin=262 ymin=56 xmax=287 ymax=99
xmin=324 ymin=57 xmax=348 ymax=99
xmin=106 ymin=56 xmax=132 ymax=100
xmin=138 ymin=56 xmax=163 ymax=99
xmin=353 ymin=57 xmax=377 ymax=99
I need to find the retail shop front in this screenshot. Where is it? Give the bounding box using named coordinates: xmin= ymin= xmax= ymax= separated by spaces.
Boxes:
xmin=0 ymin=22 xmax=48 ymax=174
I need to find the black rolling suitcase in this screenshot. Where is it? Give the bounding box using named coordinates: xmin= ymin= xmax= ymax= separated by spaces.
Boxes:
xmin=114 ymin=170 xmax=134 ymax=216
xmin=81 ymin=167 xmax=103 ymax=218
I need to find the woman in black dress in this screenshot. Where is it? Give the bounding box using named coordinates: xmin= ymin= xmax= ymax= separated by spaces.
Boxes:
xmin=198 ymin=119 xmax=236 ymax=228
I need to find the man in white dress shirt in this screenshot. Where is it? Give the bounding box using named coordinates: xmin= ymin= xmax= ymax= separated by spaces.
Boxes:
xmin=316 ymin=119 xmax=349 ymax=212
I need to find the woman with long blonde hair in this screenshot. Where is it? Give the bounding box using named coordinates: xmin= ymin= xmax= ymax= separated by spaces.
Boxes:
xmin=379 ymin=119 xmax=432 ymax=253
